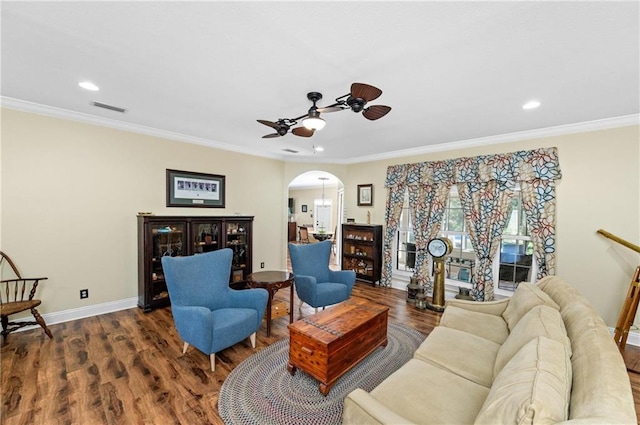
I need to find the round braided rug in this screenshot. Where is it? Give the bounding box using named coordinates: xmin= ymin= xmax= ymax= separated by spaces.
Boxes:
xmin=218 ymin=321 xmax=425 ymax=425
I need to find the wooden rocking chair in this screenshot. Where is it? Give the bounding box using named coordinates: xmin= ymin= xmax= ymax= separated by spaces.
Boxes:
xmin=0 ymin=251 xmax=52 ymax=342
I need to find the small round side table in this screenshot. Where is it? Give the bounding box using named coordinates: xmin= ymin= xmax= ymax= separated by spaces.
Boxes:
xmin=247 ymin=270 xmax=294 ymax=337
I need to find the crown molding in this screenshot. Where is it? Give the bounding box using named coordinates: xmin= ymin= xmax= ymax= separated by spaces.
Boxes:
xmin=3 ymin=97 xmax=637 ymax=165
xmin=346 ymin=114 xmax=640 ymax=164
xmin=0 ymin=97 xmax=284 ymax=161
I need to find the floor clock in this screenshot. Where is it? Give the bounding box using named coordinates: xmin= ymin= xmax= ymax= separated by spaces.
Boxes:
xmin=426 ymin=237 xmax=453 ymax=312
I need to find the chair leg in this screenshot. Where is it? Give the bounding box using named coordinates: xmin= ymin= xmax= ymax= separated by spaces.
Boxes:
xmin=249 ymin=332 xmax=256 ymax=348
xmin=31 ymin=308 xmax=53 ymax=339
xmin=1 ymin=316 xmax=8 ymax=340
xmin=315 ymin=307 xmax=318 ymax=313
xmin=210 ymin=353 xmax=215 ymax=372
xmin=183 ymin=342 xmax=189 ymax=354
xmin=298 ymin=299 xmax=304 ymax=310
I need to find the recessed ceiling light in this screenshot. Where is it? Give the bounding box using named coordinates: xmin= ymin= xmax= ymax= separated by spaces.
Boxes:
xmin=522 ymin=100 xmax=541 ymax=110
xmin=79 ymin=81 xmax=99 ymax=91
xmin=314 ymin=146 xmax=324 ymax=152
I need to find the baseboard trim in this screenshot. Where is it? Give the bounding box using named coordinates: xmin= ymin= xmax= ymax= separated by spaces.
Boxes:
xmin=13 ymin=297 xmax=139 ymax=333
xmin=609 ymin=327 xmax=640 ymax=348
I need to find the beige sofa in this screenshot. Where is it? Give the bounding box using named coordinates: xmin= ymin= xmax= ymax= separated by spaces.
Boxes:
xmin=343 ymin=276 xmax=637 ymax=424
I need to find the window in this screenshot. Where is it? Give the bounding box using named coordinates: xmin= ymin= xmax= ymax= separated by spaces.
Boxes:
xmin=395 ymin=193 xmax=415 ymax=274
xmin=440 ymin=187 xmax=475 ymax=284
xmin=393 ymin=185 xmax=536 ymax=294
xmin=497 ymin=190 xmax=535 ymax=292
xmin=440 ymin=185 xmax=536 ymax=294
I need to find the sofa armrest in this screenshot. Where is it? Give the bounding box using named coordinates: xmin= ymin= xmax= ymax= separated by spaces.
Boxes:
xmin=444 ymin=298 xmax=509 ymax=316
xmin=343 ymin=389 xmax=417 ymax=425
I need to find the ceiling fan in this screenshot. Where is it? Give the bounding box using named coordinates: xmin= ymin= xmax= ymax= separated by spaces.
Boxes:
xmin=258 ymin=83 xmax=392 ymax=139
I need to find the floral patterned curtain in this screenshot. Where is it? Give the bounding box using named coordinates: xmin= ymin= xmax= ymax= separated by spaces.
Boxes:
xmin=518 ymin=149 xmax=562 ymax=278
xmin=521 ymin=180 xmax=557 ymax=278
xmin=407 ymin=162 xmax=452 ymax=290
xmin=381 ymin=165 xmax=408 ymax=287
xmin=383 ymin=147 xmax=561 ymax=297
xmin=457 ymin=181 xmax=514 ymax=301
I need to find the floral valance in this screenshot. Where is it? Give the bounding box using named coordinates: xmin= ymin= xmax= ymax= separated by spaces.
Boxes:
xmin=385 ymin=147 xmax=562 ymax=188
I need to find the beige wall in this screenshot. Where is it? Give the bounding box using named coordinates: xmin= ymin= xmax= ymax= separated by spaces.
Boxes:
xmin=2 ymin=108 xmax=639 ymax=328
xmin=1 ymin=109 xmax=287 ymax=314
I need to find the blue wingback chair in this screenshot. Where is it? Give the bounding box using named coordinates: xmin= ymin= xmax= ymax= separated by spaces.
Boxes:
xmin=161 ymin=249 xmax=267 ymax=371
xmin=288 ymin=240 xmax=355 ymax=311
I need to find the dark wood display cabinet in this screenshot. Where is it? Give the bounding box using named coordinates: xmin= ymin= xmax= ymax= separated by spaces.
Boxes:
xmin=137 ymin=215 xmax=253 ymax=312
xmin=341 ymin=223 xmax=383 ymax=285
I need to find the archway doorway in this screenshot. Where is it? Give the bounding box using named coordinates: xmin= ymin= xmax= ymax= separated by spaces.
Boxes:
xmin=288 ymin=171 xmax=344 ymax=266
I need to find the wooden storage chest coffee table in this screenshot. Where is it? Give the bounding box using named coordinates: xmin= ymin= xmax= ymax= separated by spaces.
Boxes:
xmin=287 ymin=297 xmax=388 ymax=395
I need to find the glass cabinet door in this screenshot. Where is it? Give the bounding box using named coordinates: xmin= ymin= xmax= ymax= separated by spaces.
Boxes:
xmin=150 ymin=223 xmax=185 ymax=301
xmin=192 ymin=220 xmax=220 ymax=254
xmin=225 ymin=221 xmax=249 ymax=283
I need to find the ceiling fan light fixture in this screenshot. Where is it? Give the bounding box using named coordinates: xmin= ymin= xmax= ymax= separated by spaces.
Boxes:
xmin=302 ymin=109 xmax=326 ymax=130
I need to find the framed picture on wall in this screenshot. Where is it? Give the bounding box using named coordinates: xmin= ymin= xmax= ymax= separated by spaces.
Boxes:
xmin=357 ymin=184 xmax=373 ymax=206
xmin=301 ymin=205 xmax=308 ymax=213
xmin=166 ymin=169 xmax=226 ymax=208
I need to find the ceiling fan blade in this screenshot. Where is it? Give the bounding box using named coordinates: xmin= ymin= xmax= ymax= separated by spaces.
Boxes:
xmin=262 ymin=133 xmax=281 ymax=139
xmin=362 ymin=105 xmax=392 ymax=121
xmin=317 ymin=106 xmax=343 ymax=113
xmin=351 ymin=83 xmax=382 ymax=102
xmin=292 ymin=127 xmax=314 ymax=138
xmin=257 ymin=119 xmax=280 ymax=130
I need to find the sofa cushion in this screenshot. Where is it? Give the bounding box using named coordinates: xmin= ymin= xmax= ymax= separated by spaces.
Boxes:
xmin=440 ymin=305 xmax=509 ymax=344
xmin=475 ymin=336 xmax=572 ymax=425
xmin=537 ymin=276 xmax=638 ymax=423
xmin=370 ymin=358 xmax=490 ymax=425
xmin=502 ymin=282 xmax=560 ymax=330
xmin=494 ymin=305 xmax=571 ymax=380
xmin=414 ymin=326 xmax=500 ymax=388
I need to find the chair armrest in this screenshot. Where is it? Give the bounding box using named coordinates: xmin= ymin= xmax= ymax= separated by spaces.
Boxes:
xmin=171 ymin=305 xmax=214 ymax=351
xmin=228 ymin=288 xmax=268 ymax=328
xmin=444 ymin=298 xmax=509 ymax=316
xmin=293 ymin=275 xmax=317 ymax=306
xmin=1 ymin=277 xmax=48 ymax=301
xmin=327 ymin=270 xmax=356 ymax=291
xmin=343 ymin=389 xmax=417 ymax=425
xmin=1 ymin=277 xmax=48 ymax=283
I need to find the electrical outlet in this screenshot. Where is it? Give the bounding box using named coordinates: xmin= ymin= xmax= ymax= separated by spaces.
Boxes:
xmin=260 ymin=262 xmax=265 ymax=269
xmin=80 ymin=289 xmax=89 ymax=299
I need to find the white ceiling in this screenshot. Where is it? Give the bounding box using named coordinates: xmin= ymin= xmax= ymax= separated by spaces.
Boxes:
xmin=2 ymin=1 xmax=638 ymax=164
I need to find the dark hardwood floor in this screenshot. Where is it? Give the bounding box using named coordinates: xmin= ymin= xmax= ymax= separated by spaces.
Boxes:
xmin=2 ymin=282 xmax=640 ymax=424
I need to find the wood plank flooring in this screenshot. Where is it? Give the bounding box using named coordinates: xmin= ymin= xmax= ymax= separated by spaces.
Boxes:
xmin=2 ymin=282 xmax=640 ymax=424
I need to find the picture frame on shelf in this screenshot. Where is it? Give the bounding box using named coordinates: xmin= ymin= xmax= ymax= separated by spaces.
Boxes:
xmin=166 ymin=169 xmax=226 ymax=208
xmin=301 ymin=205 xmax=308 ymax=213
xmin=357 ymin=184 xmax=373 ymax=206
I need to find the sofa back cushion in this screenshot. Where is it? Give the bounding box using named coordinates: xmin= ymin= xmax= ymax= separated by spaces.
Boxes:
xmin=493 ymin=305 xmax=570 ymax=381
xmin=475 ymin=336 xmax=571 ymax=425
xmin=537 ymin=276 xmax=637 ymax=423
xmin=502 ymin=282 xmax=560 ymax=330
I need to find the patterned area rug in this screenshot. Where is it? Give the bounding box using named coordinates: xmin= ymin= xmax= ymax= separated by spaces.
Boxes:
xmin=218 ymin=321 xmax=425 ymax=425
